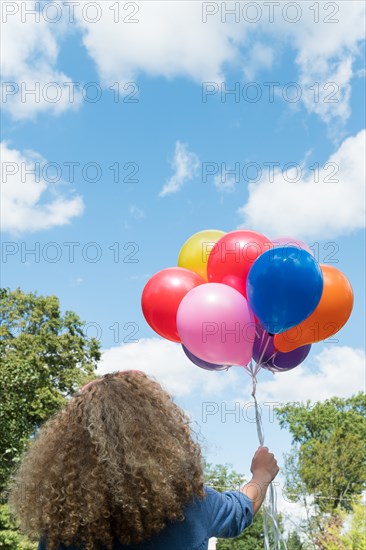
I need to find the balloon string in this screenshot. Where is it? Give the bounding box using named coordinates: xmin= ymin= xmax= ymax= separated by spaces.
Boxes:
xmin=254 ymin=329 xmax=286 ymax=374
xmin=245 ymin=360 xmax=288 ymax=550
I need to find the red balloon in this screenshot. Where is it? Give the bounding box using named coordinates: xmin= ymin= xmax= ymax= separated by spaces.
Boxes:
xmin=141 ymin=268 xmax=205 ymax=342
xmin=207 ymin=230 xmax=272 ymax=297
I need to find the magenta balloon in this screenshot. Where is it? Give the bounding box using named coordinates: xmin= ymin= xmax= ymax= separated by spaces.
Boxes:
xmin=176 ymin=283 xmax=255 ymax=366
xmin=272 ymin=236 xmax=314 ymax=256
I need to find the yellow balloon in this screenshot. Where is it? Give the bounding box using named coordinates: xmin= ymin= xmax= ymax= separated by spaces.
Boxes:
xmin=178 ymin=229 xmax=226 ymax=281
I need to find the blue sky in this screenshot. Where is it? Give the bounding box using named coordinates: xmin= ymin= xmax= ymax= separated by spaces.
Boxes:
xmin=1 ymin=0 xmax=366 ymax=521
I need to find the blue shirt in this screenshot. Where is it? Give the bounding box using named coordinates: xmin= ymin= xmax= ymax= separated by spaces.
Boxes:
xmin=38 ymin=486 xmax=253 ymax=550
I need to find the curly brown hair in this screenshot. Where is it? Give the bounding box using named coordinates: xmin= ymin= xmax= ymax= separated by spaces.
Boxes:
xmin=7 ymin=370 xmax=206 ymax=550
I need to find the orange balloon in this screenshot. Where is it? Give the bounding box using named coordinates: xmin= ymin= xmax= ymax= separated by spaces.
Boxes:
xmin=274 ymin=265 xmax=353 ymax=352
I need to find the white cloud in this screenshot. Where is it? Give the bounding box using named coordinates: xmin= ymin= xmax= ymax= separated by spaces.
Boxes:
xmin=2 ymin=2 xmax=364 ymax=123
xmin=75 ymin=2 xmax=245 ymax=85
xmin=0 ymin=142 xmax=84 ymax=234
xmin=129 ymin=204 xmax=145 ymax=220
xmin=276 ymin=488 xmax=315 ymax=537
xmin=126 ymin=273 xmax=151 ymax=282
xmin=1 ymin=1 xmax=81 ymax=120
xmin=243 ymin=42 xmax=274 ymax=80
xmin=299 ymin=55 xmax=353 ymax=127
xmin=214 ymin=173 xmax=238 ymax=193
xmin=279 ymin=1 xmax=365 ymax=125
xmin=238 ymin=129 xmax=366 ymax=239
xmin=74 ymin=1 xmax=365 ymax=126
xmin=70 ymin=277 xmax=84 ymax=287
xmin=238 ymin=346 xmax=365 ymax=404
xmin=98 ymin=338 xmax=240 ymax=397
xmin=159 ymin=141 xmax=199 ymax=197
xmin=99 ymin=340 xmax=364 ymax=405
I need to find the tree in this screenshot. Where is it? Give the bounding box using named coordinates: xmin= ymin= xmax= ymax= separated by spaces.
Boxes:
xmin=342 ymin=500 xmax=366 ymax=549
xmin=204 ymin=463 xmax=285 ymax=550
xmin=286 ymin=531 xmax=305 ymax=550
xmin=313 ymin=498 xmax=366 ymax=549
xmin=276 ymin=394 xmax=366 ymax=513
xmin=0 ymin=503 xmax=37 ymax=550
xmin=0 ymin=287 xmax=101 ymax=497
xmin=204 ymin=463 xmax=246 ymax=494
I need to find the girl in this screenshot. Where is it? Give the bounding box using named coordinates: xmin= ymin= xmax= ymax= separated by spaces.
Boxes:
xmin=8 ymin=370 xmax=279 ymax=550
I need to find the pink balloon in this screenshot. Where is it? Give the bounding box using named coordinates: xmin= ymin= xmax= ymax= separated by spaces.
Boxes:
xmin=176 ymin=283 xmax=255 ymax=366
xmin=271 ymin=236 xmax=314 ymax=256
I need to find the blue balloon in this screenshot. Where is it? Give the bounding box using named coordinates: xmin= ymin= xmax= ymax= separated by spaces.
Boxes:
xmin=246 ymin=247 xmax=323 ymax=334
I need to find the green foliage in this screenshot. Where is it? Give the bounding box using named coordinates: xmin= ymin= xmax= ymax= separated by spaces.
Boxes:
xmin=204 ymin=462 xmax=246 ymax=493
xmin=276 ymin=394 xmax=366 ymax=512
xmin=313 ymin=499 xmax=366 ymax=549
xmin=216 ymin=512 xmax=275 ymax=550
xmin=0 ymin=503 xmax=37 ymax=550
xmin=0 ymin=287 xmax=101 ymax=497
xmin=281 ymin=447 xmax=306 ymax=504
xmin=344 ymin=500 xmax=366 ymax=549
xmin=285 ymin=531 xmax=305 ymax=550
xmin=276 ymin=394 xmax=366 ymax=444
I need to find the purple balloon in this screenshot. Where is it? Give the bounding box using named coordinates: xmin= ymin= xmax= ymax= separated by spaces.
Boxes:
xmin=182 ymin=345 xmax=229 ymax=371
xmin=253 ymin=325 xmax=311 ymax=371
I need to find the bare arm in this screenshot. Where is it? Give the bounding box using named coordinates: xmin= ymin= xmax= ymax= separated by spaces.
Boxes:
xmin=240 ymin=446 xmax=279 ymax=516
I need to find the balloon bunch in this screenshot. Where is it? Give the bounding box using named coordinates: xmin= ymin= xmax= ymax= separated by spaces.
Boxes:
xmin=142 ymin=228 xmax=353 ymax=550
xmin=141 ymin=229 xmax=354 ymax=373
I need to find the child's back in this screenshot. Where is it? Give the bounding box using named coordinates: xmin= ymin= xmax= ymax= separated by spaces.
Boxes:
xmin=8 ymin=371 xmax=277 ymax=550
